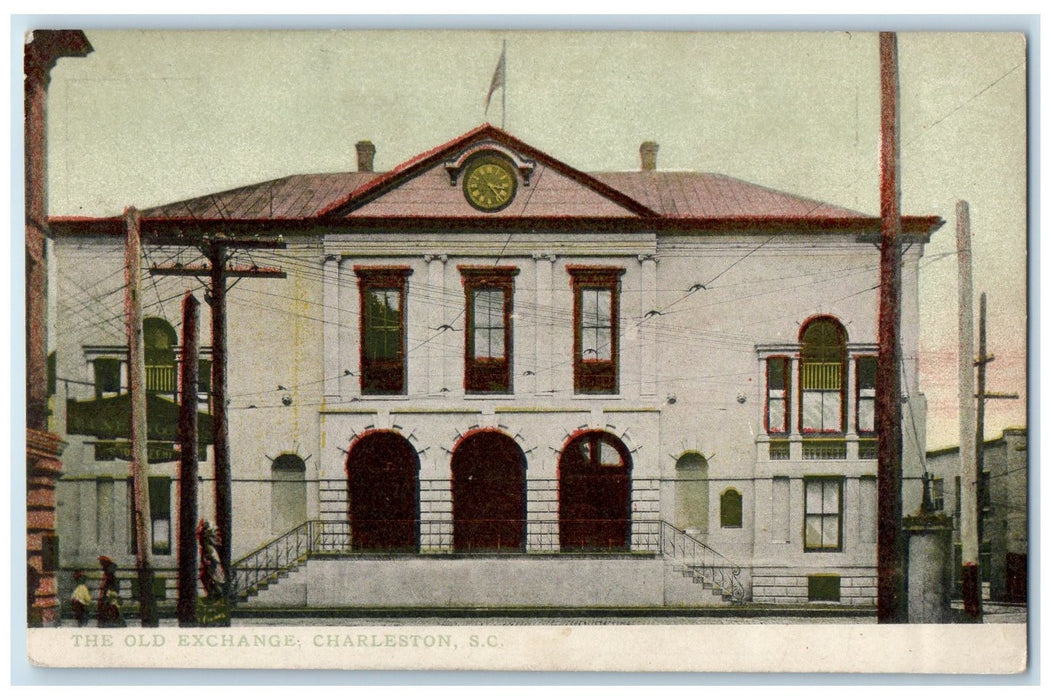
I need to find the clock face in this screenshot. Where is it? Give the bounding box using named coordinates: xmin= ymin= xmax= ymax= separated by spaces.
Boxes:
xmin=463 ymin=156 xmax=517 ymax=212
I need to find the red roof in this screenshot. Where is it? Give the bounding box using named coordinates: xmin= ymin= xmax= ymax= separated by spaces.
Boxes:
xmin=591 ymin=171 xmax=866 ymax=219
xmin=141 ymin=172 xmax=376 ymax=219
xmin=56 ymin=124 xmax=940 ymax=236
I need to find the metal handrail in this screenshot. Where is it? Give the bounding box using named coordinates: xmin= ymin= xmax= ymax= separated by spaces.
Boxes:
xmin=233 ymin=519 xmax=745 ymax=603
xmin=232 ymin=521 xmax=322 ymax=598
xmin=659 ymin=521 xmax=745 ymax=602
xmin=231 ymin=518 xmax=664 ymax=598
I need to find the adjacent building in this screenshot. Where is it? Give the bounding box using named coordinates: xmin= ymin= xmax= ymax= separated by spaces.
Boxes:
xmin=49 ymin=124 xmax=943 ymax=611
xmin=926 ymin=428 xmax=1028 ymax=603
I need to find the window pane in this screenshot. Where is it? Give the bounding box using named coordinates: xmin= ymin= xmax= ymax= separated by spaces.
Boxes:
xmin=805 ymin=515 xmax=823 ymax=548
xmin=858 ymin=398 xmax=875 ymax=432
xmin=381 ymin=289 xmax=399 ymax=314
xmin=596 ymin=289 xmax=611 ymax=324
xmin=823 ymin=480 xmax=839 ymax=513
xmin=488 ymin=328 xmax=504 ymax=358
xmin=152 ymin=518 xmax=170 ymax=551
xmin=473 ymin=289 xmax=502 ymax=328
xmin=769 ymin=398 xmax=786 ymax=432
xmin=822 ymin=516 xmax=839 ymax=547
xmin=768 ymin=358 xmax=786 ymax=390
xmin=806 ymin=480 xmax=822 ymax=510
xmin=473 ymin=329 xmax=489 ymax=358
xmin=858 ymin=356 xmax=877 ymax=390
xmin=594 ymin=328 xmax=612 ymax=360
xmin=822 ymin=393 xmax=841 ymax=430
xmin=802 ymin=391 xmax=823 ymax=430
xmin=365 ymin=289 xmax=400 ymax=360
xmin=599 ymin=440 xmax=621 ymax=467
xmin=581 ymin=289 xmax=598 ymax=321
xmin=582 ymin=329 xmax=600 ymax=359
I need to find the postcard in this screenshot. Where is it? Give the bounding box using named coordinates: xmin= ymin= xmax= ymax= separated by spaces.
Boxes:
xmin=22 ymin=27 xmax=1029 ymax=674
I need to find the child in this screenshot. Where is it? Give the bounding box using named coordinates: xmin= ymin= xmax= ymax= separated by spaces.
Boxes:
xmin=70 ymin=570 xmax=91 ymax=626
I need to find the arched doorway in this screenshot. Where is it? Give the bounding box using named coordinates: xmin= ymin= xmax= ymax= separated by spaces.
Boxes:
xmin=345 ymin=431 xmax=419 ymax=552
xmin=271 ymin=454 xmax=307 ymax=536
xmin=675 ymin=452 xmax=709 ymax=534
xmin=451 ymin=430 xmax=527 ymax=552
xmin=558 ymin=431 xmax=632 ymax=551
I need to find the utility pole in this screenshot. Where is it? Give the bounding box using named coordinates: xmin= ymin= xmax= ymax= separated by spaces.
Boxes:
xmin=177 ymin=292 xmax=200 ymax=626
xmin=124 ymin=207 xmax=157 ymax=626
xmin=957 ymin=200 xmax=981 ymax=621
xmin=973 ymin=291 xmax=1020 ymax=609
xmin=876 ymin=31 xmax=907 ymax=624
xmin=151 ymin=233 xmax=285 ymax=604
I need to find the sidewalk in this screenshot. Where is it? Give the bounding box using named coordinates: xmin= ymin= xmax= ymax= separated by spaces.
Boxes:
xmin=56 ymin=601 xmax=1027 ymax=627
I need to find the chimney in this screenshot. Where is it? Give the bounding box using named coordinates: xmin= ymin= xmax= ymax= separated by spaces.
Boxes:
xmin=356 ymin=140 xmax=376 ymax=172
xmin=639 ymin=141 xmax=659 ymax=171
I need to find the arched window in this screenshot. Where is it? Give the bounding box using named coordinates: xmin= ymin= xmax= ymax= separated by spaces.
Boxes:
xmin=675 ymin=452 xmax=709 ymax=534
xmin=345 ymin=431 xmax=420 ymax=552
xmin=720 ymin=488 xmax=743 ymax=528
xmin=799 ymin=317 xmax=847 ymax=433
xmin=558 ymin=431 xmax=632 ymax=551
xmin=271 ymin=454 xmax=307 ymax=536
xmin=451 ymin=430 xmax=527 ymax=552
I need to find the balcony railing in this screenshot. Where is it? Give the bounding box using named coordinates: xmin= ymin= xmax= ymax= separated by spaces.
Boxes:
xmin=801 ymin=361 xmax=842 ymax=391
xmin=801 ymin=438 xmax=847 ymax=460
xmin=145 ymin=363 xmax=177 ymax=395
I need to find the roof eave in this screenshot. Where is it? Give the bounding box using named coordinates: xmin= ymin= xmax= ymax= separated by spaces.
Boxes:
xmin=48 ymin=213 xmax=945 ymax=240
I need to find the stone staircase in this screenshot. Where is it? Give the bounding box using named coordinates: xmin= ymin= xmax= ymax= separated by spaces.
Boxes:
xmin=233 ymin=520 xmax=746 ymax=608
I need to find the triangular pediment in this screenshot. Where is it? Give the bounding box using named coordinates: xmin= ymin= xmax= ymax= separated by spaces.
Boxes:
xmin=320 ymin=124 xmax=658 ymax=219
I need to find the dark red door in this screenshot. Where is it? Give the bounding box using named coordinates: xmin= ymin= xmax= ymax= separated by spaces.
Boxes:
xmin=452 ymin=431 xmax=526 ymax=552
xmin=559 ymin=431 xmax=631 ymax=551
xmin=346 ymin=432 xmax=419 ymax=552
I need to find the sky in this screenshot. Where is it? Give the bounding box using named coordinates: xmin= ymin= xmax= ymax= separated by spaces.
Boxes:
xmin=39 ymin=27 xmax=1028 ymax=451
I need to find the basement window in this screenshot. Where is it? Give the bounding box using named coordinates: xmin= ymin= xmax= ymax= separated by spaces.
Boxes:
xmin=807 ymin=574 xmax=841 ymax=602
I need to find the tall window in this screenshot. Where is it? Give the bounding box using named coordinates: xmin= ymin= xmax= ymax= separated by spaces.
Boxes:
xmin=804 ymin=476 xmax=843 ymax=551
xmin=766 ymin=357 xmax=790 ymax=434
xmin=799 ymin=318 xmax=847 ymax=433
xmin=856 ymin=356 xmax=877 ymax=434
xmin=129 ymin=476 xmax=171 ymax=556
xmin=462 ymin=267 xmax=517 ymax=393
xmin=143 ymin=317 xmax=178 ymax=397
xmin=570 ymin=267 xmax=623 ymax=394
xmin=357 ymin=267 xmax=411 ymax=394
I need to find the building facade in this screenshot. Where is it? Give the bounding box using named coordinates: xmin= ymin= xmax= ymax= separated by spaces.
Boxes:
xmin=49 ymin=125 xmax=942 ymax=611
xmin=926 ymin=428 xmax=1028 ymax=603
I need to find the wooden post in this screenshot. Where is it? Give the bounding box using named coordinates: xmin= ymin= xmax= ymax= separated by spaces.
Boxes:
xmin=124 ymin=207 xmax=157 ymax=626
xmin=177 ymin=292 xmax=200 ymax=625
xmin=976 ymin=292 xmax=988 ymax=551
xmin=876 ymin=31 xmax=907 ymax=624
xmin=957 ymin=200 xmax=982 ymax=620
xmin=149 ymin=237 xmax=286 ymax=608
xmin=208 ymin=242 xmax=233 ymax=601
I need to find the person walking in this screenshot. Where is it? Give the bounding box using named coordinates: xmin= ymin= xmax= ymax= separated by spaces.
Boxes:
xmin=96 ymin=556 xmax=124 ymax=627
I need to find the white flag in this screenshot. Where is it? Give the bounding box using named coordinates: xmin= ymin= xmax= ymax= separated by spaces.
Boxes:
xmin=484 ymin=44 xmax=506 ymax=115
